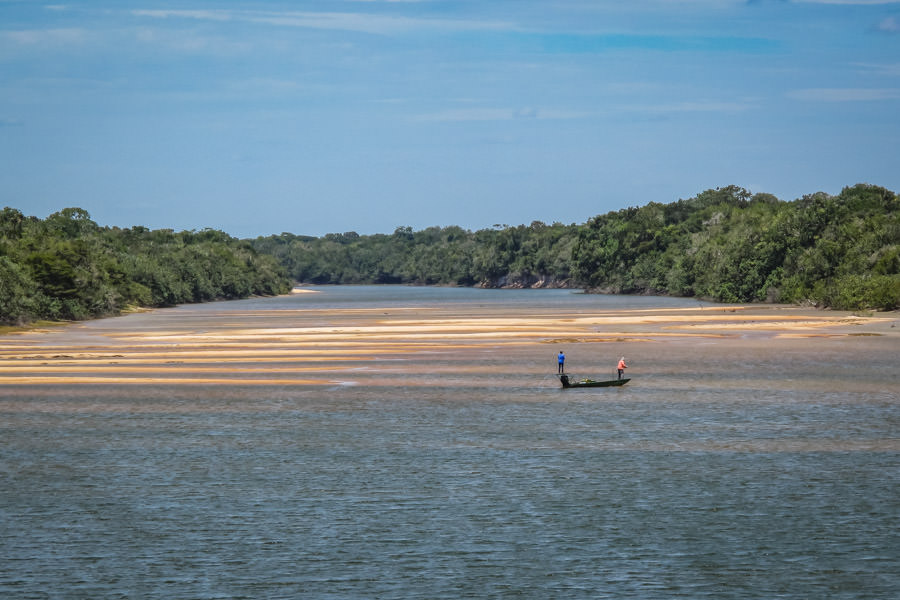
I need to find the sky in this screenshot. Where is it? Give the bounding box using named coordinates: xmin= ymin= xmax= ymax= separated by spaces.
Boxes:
xmin=1 ymin=1 xmax=899 ymax=238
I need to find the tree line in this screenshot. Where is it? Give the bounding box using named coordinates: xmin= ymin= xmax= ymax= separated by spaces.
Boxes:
xmin=3 ymin=183 xmax=897 ymax=326
xmin=0 ymin=207 xmax=291 ymax=325
xmin=252 ymin=184 xmax=899 ymax=311
xmin=571 ymin=184 xmax=898 ymax=310
xmin=250 ymin=221 xmax=576 ymax=289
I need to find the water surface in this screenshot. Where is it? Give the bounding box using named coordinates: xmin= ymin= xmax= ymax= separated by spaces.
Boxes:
xmin=1 ymin=287 xmax=898 ymax=598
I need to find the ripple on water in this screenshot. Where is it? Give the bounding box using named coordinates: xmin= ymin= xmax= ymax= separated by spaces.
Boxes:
xmin=1 ymin=288 xmax=898 ymax=599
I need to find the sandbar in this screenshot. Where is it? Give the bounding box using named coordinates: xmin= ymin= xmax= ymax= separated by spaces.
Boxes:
xmin=0 ymin=301 xmax=897 ymax=388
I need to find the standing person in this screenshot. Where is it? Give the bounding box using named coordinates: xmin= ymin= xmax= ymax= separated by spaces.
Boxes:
xmin=617 ymin=356 xmax=627 ymax=380
xmin=557 ymin=350 xmax=565 ymax=374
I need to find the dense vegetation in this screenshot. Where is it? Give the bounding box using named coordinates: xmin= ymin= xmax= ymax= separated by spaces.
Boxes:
xmin=0 ymin=207 xmax=291 ymax=325
xmin=251 ymin=222 xmax=576 ymax=288
xmin=573 ymin=184 xmax=899 ymax=310
xmin=253 ymin=184 xmax=899 ymax=311
xmin=3 ymin=183 xmax=896 ymax=326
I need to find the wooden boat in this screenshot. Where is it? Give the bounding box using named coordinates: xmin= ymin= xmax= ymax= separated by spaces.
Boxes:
xmin=559 ymin=374 xmax=630 ymax=388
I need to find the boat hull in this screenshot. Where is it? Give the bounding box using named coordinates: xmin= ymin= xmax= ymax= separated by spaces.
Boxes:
xmin=559 ymin=375 xmax=630 ymax=388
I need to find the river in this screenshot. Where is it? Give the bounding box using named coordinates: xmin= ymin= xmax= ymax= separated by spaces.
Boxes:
xmin=1 ymin=286 xmax=898 ymax=598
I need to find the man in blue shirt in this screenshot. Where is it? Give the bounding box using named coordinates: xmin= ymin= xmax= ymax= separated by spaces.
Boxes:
xmin=557 ymin=350 xmax=565 ymax=374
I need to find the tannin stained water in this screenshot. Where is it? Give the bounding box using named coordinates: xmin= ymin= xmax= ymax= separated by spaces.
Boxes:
xmin=1 ymin=287 xmax=898 ymax=598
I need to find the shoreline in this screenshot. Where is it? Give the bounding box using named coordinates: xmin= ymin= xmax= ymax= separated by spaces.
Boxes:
xmin=1 ymin=293 xmax=897 ymax=340
xmin=2 ymin=285 xmax=897 ymax=334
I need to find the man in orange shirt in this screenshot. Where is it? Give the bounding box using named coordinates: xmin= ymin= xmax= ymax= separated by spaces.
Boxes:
xmin=617 ymin=357 xmax=627 ymax=380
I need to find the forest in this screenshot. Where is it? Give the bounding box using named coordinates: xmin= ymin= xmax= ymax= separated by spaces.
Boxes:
xmin=0 ymin=207 xmax=291 ymax=325
xmin=2 ymin=183 xmax=898 ymax=326
xmin=252 ymin=184 xmax=899 ymax=311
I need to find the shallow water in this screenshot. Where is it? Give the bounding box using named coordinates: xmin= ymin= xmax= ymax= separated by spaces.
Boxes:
xmin=1 ymin=287 xmax=898 ymax=598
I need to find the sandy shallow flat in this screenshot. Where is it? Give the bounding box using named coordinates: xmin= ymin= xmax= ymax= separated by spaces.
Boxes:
xmin=0 ymin=299 xmax=897 ymax=388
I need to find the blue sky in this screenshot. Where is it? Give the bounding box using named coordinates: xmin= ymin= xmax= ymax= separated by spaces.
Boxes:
xmin=1 ymin=1 xmax=899 ymax=238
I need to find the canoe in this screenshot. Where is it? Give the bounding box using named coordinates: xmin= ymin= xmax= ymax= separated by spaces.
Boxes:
xmin=559 ymin=374 xmax=630 ymax=388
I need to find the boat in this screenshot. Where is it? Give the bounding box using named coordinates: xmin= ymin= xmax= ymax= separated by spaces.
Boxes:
xmin=559 ymin=374 xmax=630 ymax=388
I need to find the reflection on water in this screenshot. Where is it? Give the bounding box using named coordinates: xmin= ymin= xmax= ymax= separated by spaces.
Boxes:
xmin=1 ymin=287 xmax=898 ymax=598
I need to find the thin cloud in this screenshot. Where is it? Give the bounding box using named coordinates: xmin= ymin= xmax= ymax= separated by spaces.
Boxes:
xmin=788 ymin=87 xmax=900 ymax=100
xmin=0 ymin=27 xmax=87 ymax=46
xmin=414 ymin=107 xmax=594 ymax=122
xmin=131 ymin=10 xmax=233 ymax=22
xmin=876 ymin=16 xmax=900 ymax=32
xmin=133 ymin=26 xmax=253 ymax=55
xmin=793 ymin=1 xmax=900 ymax=4
xmin=132 ymin=8 xmax=516 ymax=36
xmin=851 ymin=61 xmax=900 ymax=75
xmin=629 ymin=100 xmax=756 ymax=113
